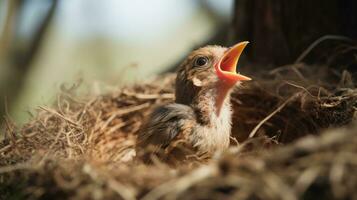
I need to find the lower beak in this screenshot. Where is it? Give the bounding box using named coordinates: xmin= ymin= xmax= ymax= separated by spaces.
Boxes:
xmin=215 ymin=41 xmax=252 ymax=84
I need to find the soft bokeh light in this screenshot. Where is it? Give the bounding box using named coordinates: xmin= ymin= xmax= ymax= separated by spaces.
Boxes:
xmin=57 ymin=0 xmax=198 ymax=43
xmin=0 ymin=0 xmax=233 ymax=122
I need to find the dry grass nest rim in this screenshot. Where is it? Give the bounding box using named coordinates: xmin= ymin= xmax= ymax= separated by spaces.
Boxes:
xmin=0 ymin=63 xmax=357 ymax=200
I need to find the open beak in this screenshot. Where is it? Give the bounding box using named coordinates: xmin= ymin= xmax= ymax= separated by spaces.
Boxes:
xmin=215 ymin=41 xmax=252 ymax=84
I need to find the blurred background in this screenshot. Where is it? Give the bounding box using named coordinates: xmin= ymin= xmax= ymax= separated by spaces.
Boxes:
xmin=0 ymin=0 xmax=234 ymax=123
xmin=1 ymin=0 xmax=356 ymax=124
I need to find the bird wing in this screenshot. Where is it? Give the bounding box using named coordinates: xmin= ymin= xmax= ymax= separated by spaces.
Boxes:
xmin=137 ymin=103 xmax=196 ymax=153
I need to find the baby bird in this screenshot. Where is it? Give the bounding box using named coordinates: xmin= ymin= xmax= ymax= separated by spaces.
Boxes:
xmin=137 ymin=42 xmax=251 ymax=162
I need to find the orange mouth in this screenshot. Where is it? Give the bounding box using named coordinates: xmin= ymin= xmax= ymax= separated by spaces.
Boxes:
xmin=215 ymin=41 xmax=252 ymax=84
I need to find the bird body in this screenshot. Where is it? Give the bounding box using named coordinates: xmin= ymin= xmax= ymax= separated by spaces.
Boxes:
xmin=185 ymin=85 xmax=232 ymax=154
xmin=137 ymin=42 xmax=251 ymax=162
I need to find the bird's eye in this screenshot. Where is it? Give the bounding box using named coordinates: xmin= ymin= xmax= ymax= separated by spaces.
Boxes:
xmin=194 ymin=56 xmax=209 ymax=67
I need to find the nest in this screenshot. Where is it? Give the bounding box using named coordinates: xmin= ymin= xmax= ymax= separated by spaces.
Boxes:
xmin=0 ymin=63 xmax=356 ymax=200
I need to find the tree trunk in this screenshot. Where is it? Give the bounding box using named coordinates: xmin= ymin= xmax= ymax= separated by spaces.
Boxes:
xmin=0 ymin=0 xmax=57 ymax=124
xmin=232 ymin=0 xmax=357 ymax=66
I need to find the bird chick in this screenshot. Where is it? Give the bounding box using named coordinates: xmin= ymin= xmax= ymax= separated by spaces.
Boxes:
xmin=137 ymin=42 xmax=251 ymax=162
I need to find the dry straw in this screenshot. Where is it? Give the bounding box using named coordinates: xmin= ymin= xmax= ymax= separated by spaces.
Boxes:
xmin=0 ymin=62 xmax=356 ymax=199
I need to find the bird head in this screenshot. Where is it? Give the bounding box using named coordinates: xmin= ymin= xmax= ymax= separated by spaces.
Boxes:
xmin=175 ymin=42 xmax=251 ymax=105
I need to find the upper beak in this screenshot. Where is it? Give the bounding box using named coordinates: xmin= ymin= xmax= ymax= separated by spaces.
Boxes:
xmin=215 ymin=41 xmax=252 ymax=84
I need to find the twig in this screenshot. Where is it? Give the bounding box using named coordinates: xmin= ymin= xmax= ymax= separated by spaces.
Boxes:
xmin=0 ymin=144 xmax=12 ymax=153
xmin=123 ymin=91 xmax=174 ymax=100
xmin=141 ymin=165 xmax=217 ymax=200
xmin=249 ymin=94 xmax=298 ymax=138
xmin=0 ymin=163 xmax=30 ymax=174
xmin=100 ymin=103 xmax=150 ymax=131
xmin=269 ymin=64 xmax=303 ymax=75
xmin=250 ymin=82 xmax=317 ymax=138
xmin=39 ymin=106 xmax=81 ymax=127
xmin=3 ymin=117 xmax=17 ymax=151
xmin=284 ymin=81 xmax=315 ymax=98
xmin=230 ymin=136 xmax=240 ymax=147
xmin=107 ymin=179 xmax=137 ymax=200
xmin=104 ymin=103 xmax=151 ymax=118
xmin=295 ymin=35 xmax=353 ymax=64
